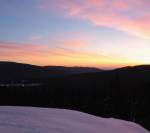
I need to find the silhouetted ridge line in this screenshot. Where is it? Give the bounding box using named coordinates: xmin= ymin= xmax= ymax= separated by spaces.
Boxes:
xmin=0 ymin=61 xmax=103 ymax=80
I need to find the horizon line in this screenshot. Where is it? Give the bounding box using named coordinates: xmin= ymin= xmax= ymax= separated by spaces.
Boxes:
xmin=0 ymin=60 xmax=150 ymax=70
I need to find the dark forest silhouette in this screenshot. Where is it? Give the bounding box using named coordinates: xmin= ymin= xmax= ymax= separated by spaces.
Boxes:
xmin=0 ymin=62 xmax=150 ymax=130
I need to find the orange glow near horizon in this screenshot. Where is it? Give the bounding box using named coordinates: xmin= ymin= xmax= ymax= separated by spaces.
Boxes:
xmin=0 ymin=0 xmax=149 ymax=69
xmin=0 ymin=41 xmax=148 ymax=69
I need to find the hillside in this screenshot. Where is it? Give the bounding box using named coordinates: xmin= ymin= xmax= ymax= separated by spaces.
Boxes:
xmin=0 ymin=61 xmax=102 ymax=80
xmin=0 ymin=62 xmax=150 ymax=130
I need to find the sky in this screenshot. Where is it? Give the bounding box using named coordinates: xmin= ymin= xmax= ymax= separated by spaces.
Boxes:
xmin=0 ymin=0 xmax=150 ymax=69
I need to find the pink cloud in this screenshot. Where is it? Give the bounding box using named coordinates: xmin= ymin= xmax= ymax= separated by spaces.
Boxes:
xmin=0 ymin=38 xmax=87 ymax=59
xmin=63 ymin=39 xmax=84 ymax=47
xmin=55 ymin=39 xmax=86 ymax=48
xmin=0 ymin=41 xmax=89 ymax=58
xmin=39 ymin=0 xmax=150 ymax=39
xmin=0 ymin=41 xmax=113 ymax=66
xmin=0 ymin=41 xmax=49 ymax=57
xmin=0 ymin=41 xmax=141 ymax=68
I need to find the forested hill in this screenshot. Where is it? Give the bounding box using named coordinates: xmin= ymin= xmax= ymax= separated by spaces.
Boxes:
xmin=0 ymin=61 xmax=102 ymax=80
xmin=0 ymin=62 xmax=150 ymax=130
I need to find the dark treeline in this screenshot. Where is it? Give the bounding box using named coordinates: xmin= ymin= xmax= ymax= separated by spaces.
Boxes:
xmin=0 ymin=62 xmax=150 ymax=130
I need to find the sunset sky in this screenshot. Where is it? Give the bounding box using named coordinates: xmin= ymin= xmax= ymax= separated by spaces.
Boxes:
xmin=0 ymin=0 xmax=150 ymax=69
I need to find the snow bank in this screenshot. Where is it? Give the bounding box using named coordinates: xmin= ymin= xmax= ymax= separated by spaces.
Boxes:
xmin=0 ymin=106 xmax=149 ymax=133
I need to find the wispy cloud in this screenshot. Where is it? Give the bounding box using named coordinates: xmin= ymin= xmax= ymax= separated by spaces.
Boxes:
xmin=48 ymin=39 xmax=86 ymax=48
xmin=0 ymin=41 xmax=49 ymax=57
xmin=0 ymin=41 xmax=132 ymax=68
xmin=39 ymin=0 xmax=150 ymax=39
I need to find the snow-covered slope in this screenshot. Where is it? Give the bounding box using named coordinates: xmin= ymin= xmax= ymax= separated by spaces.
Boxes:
xmin=0 ymin=106 xmax=149 ymax=133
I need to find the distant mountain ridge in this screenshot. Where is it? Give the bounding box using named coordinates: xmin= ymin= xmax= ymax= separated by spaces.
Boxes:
xmin=1 ymin=61 xmax=150 ymax=80
xmin=0 ymin=61 xmax=102 ymax=80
